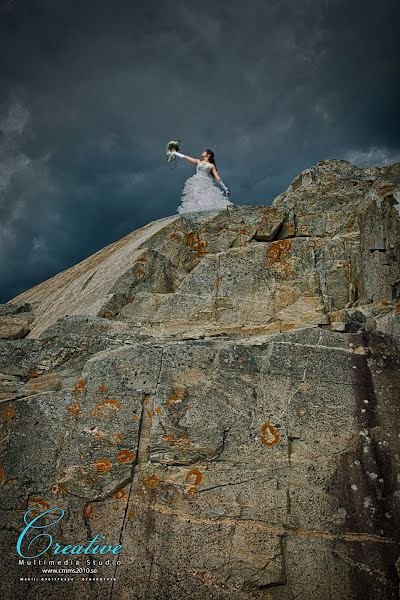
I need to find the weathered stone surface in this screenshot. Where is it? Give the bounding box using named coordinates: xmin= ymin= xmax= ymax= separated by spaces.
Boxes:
xmin=0 ymin=302 xmax=34 ymax=340
xmin=1 ymin=159 xmax=400 ymax=599
xmin=0 ymin=301 xmax=32 ymax=316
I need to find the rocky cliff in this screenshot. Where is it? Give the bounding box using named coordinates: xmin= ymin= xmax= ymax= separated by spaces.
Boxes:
xmin=1 ymin=158 xmax=400 ymax=600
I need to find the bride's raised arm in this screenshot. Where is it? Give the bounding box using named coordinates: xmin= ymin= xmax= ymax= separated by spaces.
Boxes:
xmin=210 ymin=165 xmax=232 ymax=197
xmin=173 ymin=151 xmax=199 ymax=165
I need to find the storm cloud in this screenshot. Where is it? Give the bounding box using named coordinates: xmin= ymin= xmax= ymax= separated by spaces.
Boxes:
xmin=1 ymin=0 xmax=399 ymax=301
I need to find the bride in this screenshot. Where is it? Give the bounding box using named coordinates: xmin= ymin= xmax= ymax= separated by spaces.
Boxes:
xmin=172 ymin=148 xmax=234 ymax=214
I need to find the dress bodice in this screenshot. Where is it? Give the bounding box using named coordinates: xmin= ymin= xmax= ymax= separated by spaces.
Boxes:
xmin=196 ymin=161 xmax=213 ymax=177
xmin=178 ymin=159 xmax=233 ymax=213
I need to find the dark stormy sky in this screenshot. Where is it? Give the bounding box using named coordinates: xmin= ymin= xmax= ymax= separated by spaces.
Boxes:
xmin=1 ymin=0 xmax=399 ymax=302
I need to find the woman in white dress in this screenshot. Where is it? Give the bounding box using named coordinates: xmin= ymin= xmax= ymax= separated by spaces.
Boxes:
xmin=172 ymin=148 xmax=234 ymax=214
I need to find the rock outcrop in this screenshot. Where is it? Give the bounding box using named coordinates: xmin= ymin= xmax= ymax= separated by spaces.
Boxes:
xmin=1 ymin=159 xmax=400 ymax=599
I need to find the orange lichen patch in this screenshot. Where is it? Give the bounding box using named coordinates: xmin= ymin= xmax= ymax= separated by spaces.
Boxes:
xmin=116 ymin=450 xmax=134 ymax=464
xmin=131 ymin=414 xmax=140 ymax=421
xmin=136 ymin=255 xmax=148 ymax=263
xmin=185 ymin=468 xmax=203 ymax=496
xmin=146 ymin=410 xmax=153 ymax=417
xmin=163 ymin=433 xmax=192 ymax=452
xmin=91 ymin=398 xmax=121 ymax=417
xmin=128 ymin=511 xmax=137 ymax=521
xmin=28 ymin=496 xmax=50 ymax=509
xmin=346 ymin=218 xmax=356 ymax=232
xmin=0 ymin=467 xmax=4 ymax=485
xmin=166 ymin=387 xmax=186 ymax=405
xmin=114 ymin=489 xmax=127 ymax=500
xmin=380 ymin=299 xmax=391 ymax=306
xmin=114 ymin=433 xmax=124 ymax=442
xmin=67 ymin=403 xmax=81 ymax=417
xmin=84 ymin=503 xmax=94 ymax=518
xmin=260 ymin=423 xmax=281 ymax=446
xmin=135 ymin=267 xmax=146 ymax=278
xmin=75 ymin=379 xmax=86 ymax=390
xmin=257 ymin=208 xmax=272 ymax=222
xmin=279 ymin=261 xmax=294 ymax=277
xmin=216 ymin=276 xmax=223 ymax=289
xmin=155 ymin=407 xmax=162 ymax=414
xmin=1 ymin=404 xmax=16 ymax=424
xmin=98 ymin=385 xmax=108 ymax=393
xmin=26 ymin=368 xmax=40 ymax=380
xmin=93 ymin=459 xmax=112 ymax=473
xmin=143 ymin=473 xmax=160 ymax=488
xmin=266 ymin=239 xmax=292 ymax=266
xmin=185 ymin=232 xmax=208 ymax=257
xmin=170 ymin=232 xmax=179 ymax=240
xmin=185 ymin=469 xmax=203 ymax=486
xmin=97 ymin=398 xmax=121 ymax=409
xmin=300 ymin=224 xmax=308 ymax=233
xmin=50 ymin=483 xmax=68 ymax=495
xmin=396 ymin=304 xmax=400 ymax=313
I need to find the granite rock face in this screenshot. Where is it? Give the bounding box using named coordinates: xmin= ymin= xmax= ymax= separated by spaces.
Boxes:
xmin=1 ymin=159 xmax=400 ymax=600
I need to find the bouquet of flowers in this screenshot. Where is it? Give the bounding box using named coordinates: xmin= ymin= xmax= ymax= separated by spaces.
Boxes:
xmin=166 ymin=139 xmax=182 ymax=168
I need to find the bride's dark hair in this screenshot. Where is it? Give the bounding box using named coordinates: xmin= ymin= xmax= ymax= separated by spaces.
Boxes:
xmin=206 ymin=148 xmax=217 ymax=179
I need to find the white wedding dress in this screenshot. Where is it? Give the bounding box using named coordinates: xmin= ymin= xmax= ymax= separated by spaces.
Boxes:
xmin=177 ymin=161 xmax=234 ymax=214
